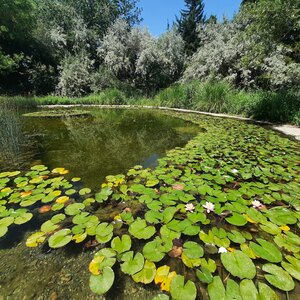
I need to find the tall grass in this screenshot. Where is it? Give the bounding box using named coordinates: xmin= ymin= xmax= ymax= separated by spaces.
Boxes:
xmin=0 ymin=82 xmax=299 ymax=125
xmin=0 ymin=103 xmax=22 ymax=164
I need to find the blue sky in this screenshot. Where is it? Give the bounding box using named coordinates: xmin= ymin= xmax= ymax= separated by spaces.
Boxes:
xmin=139 ymin=0 xmax=242 ymax=35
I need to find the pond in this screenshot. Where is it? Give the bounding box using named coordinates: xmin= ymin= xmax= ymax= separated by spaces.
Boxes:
xmin=0 ymin=108 xmax=299 ymax=300
xmin=0 ymin=108 xmax=200 ymax=188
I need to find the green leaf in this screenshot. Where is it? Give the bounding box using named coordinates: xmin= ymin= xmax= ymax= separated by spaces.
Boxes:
xmin=226 ymin=213 xmax=247 ymax=226
xmin=89 ymin=266 xmax=114 ymax=295
xmin=79 ymin=188 xmax=91 ymax=196
xmin=121 ymin=251 xmax=144 ymax=275
xmin=41 ymin=220 xmax=59 ymax=233
xmin=208 ymin=276 xmax=225 ymax=300
xmin=129 ymin=218 xmax=155 ymax=240
xmin=196 ymin=267 xmax=213 ymax=284
xmin=0 ymin=224 xmax=8 ymax=237
xmin=221 ymin=250 xmax=256 ymax=279
xmin=14 ymin=212 xmax=33 ymax=225
xmin=266 ymin=207 xmax=297 ymax=225
xmin=249 ymin=238 xmax=282 ymax=263
xmin=183 ymin=241 xmax=204 ymax=259
xmin=64 ymin=203 xmax=85 ymax=215
xmin=262 ymin=264 xmax=295 ymax=291
xmin=143 ymin=237 xmax=172 ymax=262
xmin=258 ymin=282 xmax=280 ymax=300
xmin=239 ymin=279 xmax=258 ymax=300
xmin=132 ymin=260 xmax=156 ymax=284
xmin=170 ymin=275 xmax=197 ymax=300
xmin=111 ymin=235 xmax=131 ymax=254
xmin=225 ymin=279 xmax=242 ymax=300
xmin=48 ymin=229 xmax=72 ymax=248
xmin=281 ymin=255 xmax=300 ymax=281
xmin=95 ymin=223 xmax=113 ymax=243
xmin=227 ymin=230 xmax=246 ymax=244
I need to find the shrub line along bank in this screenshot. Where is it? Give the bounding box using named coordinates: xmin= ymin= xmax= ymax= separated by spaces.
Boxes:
xmin=37 ymin=104 xmax=300 ymax=141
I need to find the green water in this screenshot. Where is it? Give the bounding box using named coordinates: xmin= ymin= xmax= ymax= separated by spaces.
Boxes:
xmin=0 ymin=108 xmax=200 ymax=189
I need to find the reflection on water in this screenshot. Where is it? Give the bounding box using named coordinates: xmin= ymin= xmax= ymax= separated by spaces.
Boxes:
xmin=0 ymin=108 xmax=200 ymax=188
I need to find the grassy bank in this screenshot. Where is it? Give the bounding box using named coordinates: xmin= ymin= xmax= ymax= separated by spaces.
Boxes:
xmin=1 ymin=81 xmax=299 ymax=125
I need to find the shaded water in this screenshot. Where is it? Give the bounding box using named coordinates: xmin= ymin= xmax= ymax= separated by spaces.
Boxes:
xmin=0 ymin=108 xmax=200 ymax=189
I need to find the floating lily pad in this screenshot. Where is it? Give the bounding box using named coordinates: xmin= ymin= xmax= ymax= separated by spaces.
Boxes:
xmin=154 ymin=265 xmax=176 ymax=292
xmin=65 ymin=203 xmax=85 ymax=215
xmin=226 ymin=213 xmax=247 ymax=226
xmin=129 ymin=218 xmax=155 ymax=240
xmin=143 ymin=237 xmax=172 ymax=262
xmin=221 ymin=250 xmax=256 ymax=279
xmin=26 ymin=232 xmax=46 ymax=247
xmin=89 ymin=266 xmax=114 ymax=295
xmin=121 ymin=251 xmax=144 ymax=275
xmin=249 ymin=238 xmax=282 ymax=263
xmin=132 ymin=260 xmax=156 ymax=284
xmin=111 ymin=235 xmax=131 ymax=253
xmin=95 ymin=222 xmax=113 ymax=243
xmin=170 ymin=275 xmax=196 ymax=300
xmin=208 ymin=276 xmax=225 ymax=300
xmin=262 ymin=264 xmax=295 ymax=291
xmin=48 ymin=229 xmax=72 ymax=248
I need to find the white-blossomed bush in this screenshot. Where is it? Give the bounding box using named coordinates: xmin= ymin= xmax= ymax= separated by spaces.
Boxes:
xmin=98 ymin=20 xmax=185 ymax=91
xmin=56 ymin=51 xmax=94 ymax=97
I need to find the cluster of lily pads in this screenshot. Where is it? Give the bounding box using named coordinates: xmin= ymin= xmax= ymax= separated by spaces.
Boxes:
xmin=0 ymin=114 xmax=299 ymax=299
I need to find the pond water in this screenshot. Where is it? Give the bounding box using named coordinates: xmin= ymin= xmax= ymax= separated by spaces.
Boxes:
xmin=0 ymin=108 xmax=299 ymax=300
xmin=0 ymin=108 xmax=200 ymax=189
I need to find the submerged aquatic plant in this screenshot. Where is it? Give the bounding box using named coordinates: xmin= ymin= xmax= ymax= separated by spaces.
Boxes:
xmin=0 ymin=113 xmax=299 ymax=299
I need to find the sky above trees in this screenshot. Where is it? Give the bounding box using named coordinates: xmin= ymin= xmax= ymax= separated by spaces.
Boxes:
xmin=140 ymin=0 xmax=242 ymax=35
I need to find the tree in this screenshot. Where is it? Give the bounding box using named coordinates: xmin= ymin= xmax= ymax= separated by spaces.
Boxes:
xmin=176 ymin=0 xmax=205 ymax=55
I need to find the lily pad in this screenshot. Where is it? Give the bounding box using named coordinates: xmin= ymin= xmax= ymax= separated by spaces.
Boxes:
xmin=170 ymin=275 xmax=196 ymax=300
xmin=89 ymin=266 xmax=114 ymax=295
xmin=183 ymin=241 xmax=204 ymax=259
xmin=226 ymin=213 xmax=247 ymax=226
xmin=143 ymin=237 xmax=172 ymax=262
xmin=111 ymin=235 xmax=131 ymax=253
xmin=95 ymin=223 xmax=113 ymax=243
xmin=262 ymin=263 xmax=295 ymax=291
xmin=26 ymin=231 xmax=46 ymax=247
xmin=132 ymin=260 xmax=156 ymax=284
xmin=121 ymin=251 xmax=144 ymax=275
xmin=129 ymin=218 xmax=155 ymax=240
xmin=48 ymin=229 xmax=72 ymax=248
xmin=221 ymin=250 xmax=256 ymax=279
xmin=249 ymin=238 xmax=282 ymax=263
xmin=65 ymin=203 xmax=85 ymax=215
xmin=208 ymin=276 xmax=225 ymax=300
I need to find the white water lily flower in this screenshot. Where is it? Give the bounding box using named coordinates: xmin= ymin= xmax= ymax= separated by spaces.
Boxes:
xmin=185 ymin=203 xmax=195 ymax=212
xmin=203 ymin=202 xmax=215 ymax=213
xmin=218 ymin=247 xmax=228 ymax=253
xmin=231 ymin=169 xmax=238 ymax=174
xmin=252 ymin=200 xmax=263 ymax=208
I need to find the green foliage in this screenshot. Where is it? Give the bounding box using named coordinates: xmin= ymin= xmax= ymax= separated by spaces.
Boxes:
xmin=176 ymin=0 xmax=205 ymax=55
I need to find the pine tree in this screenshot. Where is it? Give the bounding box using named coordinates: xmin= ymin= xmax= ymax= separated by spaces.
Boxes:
xmin=176 ymin=0 xmax=205 ymax=56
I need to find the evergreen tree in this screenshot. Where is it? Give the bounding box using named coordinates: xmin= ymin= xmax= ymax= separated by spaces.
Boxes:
xmin=176 ymin=0 xmax=205 ymax=55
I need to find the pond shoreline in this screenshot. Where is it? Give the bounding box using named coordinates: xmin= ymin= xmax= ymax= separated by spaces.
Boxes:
xmin=38 ymin=104 xmax=300 ymax=141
